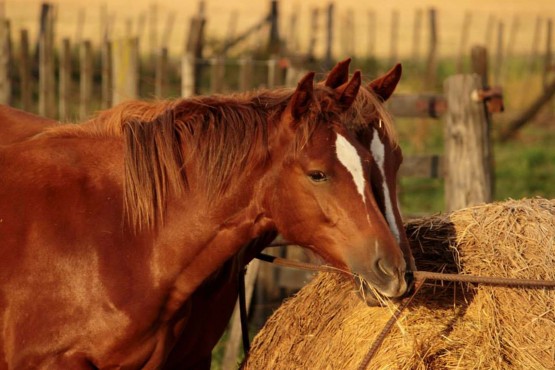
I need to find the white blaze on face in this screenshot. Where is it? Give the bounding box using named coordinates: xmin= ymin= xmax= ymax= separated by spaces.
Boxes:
xmin=370 ymin=126 xmax=401 ymax=243
xmin=335 ymin=133 xmax=367 ymax=207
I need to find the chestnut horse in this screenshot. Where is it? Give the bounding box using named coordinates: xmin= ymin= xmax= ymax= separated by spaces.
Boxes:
xmin=163 ymin=60 xmax=416 ymax=370
xmin=0 ymin=71 xmax=408 ymax=368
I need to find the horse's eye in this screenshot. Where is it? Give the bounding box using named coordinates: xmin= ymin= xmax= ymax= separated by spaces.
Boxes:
xmin=308 ymin=171 xmax=328 ymax=182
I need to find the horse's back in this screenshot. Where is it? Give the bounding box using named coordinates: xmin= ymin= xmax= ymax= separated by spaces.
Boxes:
xmin=0 ymin=135 xmax=154 ymax=368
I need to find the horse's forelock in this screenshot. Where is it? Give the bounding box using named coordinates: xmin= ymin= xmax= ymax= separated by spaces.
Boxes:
xmin=346 ymin=85 xmax=399 ymax=148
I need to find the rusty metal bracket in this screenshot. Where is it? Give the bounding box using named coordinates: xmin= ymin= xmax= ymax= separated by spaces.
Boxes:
xmin=471 ymin=86 xmax=504 ymax=113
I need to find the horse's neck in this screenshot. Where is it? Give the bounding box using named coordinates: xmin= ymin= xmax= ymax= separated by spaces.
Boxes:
xmin=153 ymin=165 xmax=275 ymax=317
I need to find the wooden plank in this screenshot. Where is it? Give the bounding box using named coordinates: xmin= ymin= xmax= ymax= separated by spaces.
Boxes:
xmin=443 ymin=74 xmax=492 ymax=212
xmin=399 ymin=155 xmax=444 ymax=178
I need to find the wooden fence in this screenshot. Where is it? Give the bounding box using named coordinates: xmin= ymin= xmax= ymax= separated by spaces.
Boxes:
xmin=1 ymin=7 xmax=505 ymax=367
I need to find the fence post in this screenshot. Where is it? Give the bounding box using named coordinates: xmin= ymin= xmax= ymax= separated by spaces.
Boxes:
xmin=0 ymin=19 xmax=10 ymax=105
xmin=80 ymin=40 xmax=93 ymax=120
xmin=38 ymin=4 xmax=55 ymax=117
xmin=210 ymin=56 xmax=224 ymax=93
xmin=155 ymin=47 xmax=168 ymax=97
xmin=443 ymin=74 xmax=493 ymax=212
xmin=59 ymin=38 xmax=71 ymax=120
xmin=181 ymin=52 xmax=195 ymax=98
xmin=111 ymin=37 xmax=139 ymax=105
xmin=239 ymin=56 xmax=253 ymax=91
xmin=19 ymin=29 xmax=31 ymax=111
xmin=267 ymin=56 xmax=278 ymax=88
xmin=101 ymin=39 xmax=112 ymax=109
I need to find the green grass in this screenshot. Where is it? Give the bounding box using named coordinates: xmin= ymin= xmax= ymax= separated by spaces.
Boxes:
xmin=395 ymin=117 xmax=555 ymax=217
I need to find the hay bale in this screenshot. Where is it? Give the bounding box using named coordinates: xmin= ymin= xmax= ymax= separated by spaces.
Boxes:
xmin=243 ymin=198 xmax=555 ymax=369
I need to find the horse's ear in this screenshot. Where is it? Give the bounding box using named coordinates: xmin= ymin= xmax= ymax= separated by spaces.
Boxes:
xmin=368 ymin=63 xmax=402 ymax=102
xmin=288 ymin=71 xmax=315 ymax=121
xmin=324 ymin=58 xmax=351 ymax=88
xmin=336 ymin=70 xmax=361 ymax=110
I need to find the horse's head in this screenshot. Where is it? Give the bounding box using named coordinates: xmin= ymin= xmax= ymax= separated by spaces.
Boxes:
xmin=319 ymin=59 xmax=417 ymax=303
xmin=264 ymin=71 xmax=408 ymax=299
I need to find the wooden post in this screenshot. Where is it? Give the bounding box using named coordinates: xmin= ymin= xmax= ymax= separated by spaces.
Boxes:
xmin=267 ymin=56 xmax=278 ymax=88
xmin=181 ymin=53 xmax=195 ymax=98
xmin=59 ymin=38 xmax=71 ymax=120
xmin=111 ymin=37 xmax=139 ymax=105
xmin=0 ymin=19 xmax=10 ymax=105
xmin=38 ymin=4 xmax=55 ymax=117
xmin=185 ymin=14 xmax=205 ymax=95
xmin=148 ymin=2 xmax=158 ymax=63
xmin=471 ymin=45 xmax=489 ymax=88
xmin=267 ymin=0 xmax=280 ymax=54
xmin=155 ymin=47 xmax=168 ymax=97
xmin=221 ymin=260 xmax=260 ymax=370
xmin=471 ymin=45 xmax=495 ymax=199
xmin=239 ymin=56 xmax=253 ymax=91
xmin=79 ymin=40 xmax=93 ymax=120
xmin=443 ymin=74 xmax=492 ymax=212
xmin=425 ymin=8 xmax=438 ymax=89
xmin=101 ymin=40 xmax=112 ymax=109
xmin=210 ymin=57 xmax=224 ymax=93
xmin=19 ymin=29 xmax=32 ymax=111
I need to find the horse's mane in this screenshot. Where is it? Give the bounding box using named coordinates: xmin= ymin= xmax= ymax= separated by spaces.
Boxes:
xmin=40 ymin=86 xmax=342 ymax=232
